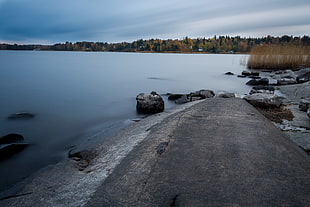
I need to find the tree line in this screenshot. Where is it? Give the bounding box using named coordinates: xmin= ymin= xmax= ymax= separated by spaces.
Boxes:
xmin=1 ymin=35 xmax=309 ymax=53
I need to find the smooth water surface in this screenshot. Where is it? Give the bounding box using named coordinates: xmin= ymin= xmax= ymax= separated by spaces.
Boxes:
xmin=0 ymin=51 xmax=250 ymax=191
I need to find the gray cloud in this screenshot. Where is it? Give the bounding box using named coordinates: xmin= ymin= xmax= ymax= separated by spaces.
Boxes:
xmin=0 ymin=0 xmax=309 ymax=44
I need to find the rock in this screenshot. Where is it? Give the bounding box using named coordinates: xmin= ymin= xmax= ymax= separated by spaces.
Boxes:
xmin=0 ymin=133 xmax=24 ymax=144
xmin=307 ymin=108 xmax=310 ymax=118
xmin=241 ymin=70 xmax=251 ymax=76
xmin=237 ymin=75 xmax=246 ymax=78
xmin=277 ymin=78 xmax=296 ymax=85
xmin=168 ymin=94 xmax=184 ymax=101
xmin=297 ymin=71 xmax=310 ymax=83
xmin=250 ymin=71 xmax=260 ymax=76
xmin=299 ymin=97 xmax=310 ymax=112
xmin=217 ymin=93 xmax=236 ymax=98
xmin=8 ymin=112 xmax=35 ymax=120
xmin=250 ymin=86 xmax=275 ymax=95
xmin=225 ymin=72 xmax=234 ymax=75
xmin=241 ymin=70 xmax=259 ymax=77
xmin=252 ymin=85 xmax=275 ymax=91
xmin=0 ymin=143 xmax=29 ymax=160
xmin=248 ymin=75 xmax=261 ymax=79
xmin=175 ymin=95 xmax=190 ymax=104
xmin=243 ymin=93 xmax=283 ymax=108
xmin=190 ymin=89 xmax=215 ymax=99
xmin=246 ymin=78 xmax=269 ymax=85
xmin=136 ymin=91 xmax=164 ymax=114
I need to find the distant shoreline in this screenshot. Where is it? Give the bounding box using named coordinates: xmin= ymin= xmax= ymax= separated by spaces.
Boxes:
xmin=1 ymin=35 xmax=308 ymax=54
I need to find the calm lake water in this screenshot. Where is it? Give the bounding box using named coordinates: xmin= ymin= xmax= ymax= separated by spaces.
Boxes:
xmin=0 ymin=51 xmax=250 ymax=192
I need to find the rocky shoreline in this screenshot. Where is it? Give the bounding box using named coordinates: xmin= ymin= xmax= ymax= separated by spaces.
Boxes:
xmin=1 ymin=67 xmax=309 ymax=206
xmin=134 ymin=68 xmax=310 ymax=155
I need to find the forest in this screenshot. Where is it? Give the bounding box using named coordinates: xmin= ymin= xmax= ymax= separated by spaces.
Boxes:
xmin=1 ymin=35 xmax=309 ymax=53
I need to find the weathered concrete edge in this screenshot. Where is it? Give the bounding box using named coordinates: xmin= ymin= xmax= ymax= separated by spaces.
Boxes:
xmin=0 ymin=100 xmax=205 ymax=207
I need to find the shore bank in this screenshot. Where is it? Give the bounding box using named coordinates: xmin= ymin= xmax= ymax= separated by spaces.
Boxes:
xmin=1 ymin=98 xmax=310 ymax=206
xmin=0 ymin=100 xmax=204 ymax=206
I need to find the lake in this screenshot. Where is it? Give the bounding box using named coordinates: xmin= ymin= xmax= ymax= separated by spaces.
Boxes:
xmin=0 ymin=51 xmax=250 ymax=192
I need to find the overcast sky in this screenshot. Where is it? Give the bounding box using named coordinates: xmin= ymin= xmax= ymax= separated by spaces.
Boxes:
xmin=0 ymin=0 xmax=309 ymax=44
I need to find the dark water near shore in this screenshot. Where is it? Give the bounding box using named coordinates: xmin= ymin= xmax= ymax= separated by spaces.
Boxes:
xmin=0 ymin=51 xmax=250 ymax=192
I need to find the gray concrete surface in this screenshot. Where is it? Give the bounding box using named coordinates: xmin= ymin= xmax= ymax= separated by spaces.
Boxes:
xmin=85 ymin=98 xmax=310 ymax=207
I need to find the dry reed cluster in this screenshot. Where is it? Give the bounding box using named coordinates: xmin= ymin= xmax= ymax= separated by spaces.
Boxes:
xmin=247 ymin=44 xmax=310 ymax=70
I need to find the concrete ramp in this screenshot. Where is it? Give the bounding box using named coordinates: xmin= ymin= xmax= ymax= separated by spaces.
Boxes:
xmin=86 ymin=98 xmax=310 ymax=207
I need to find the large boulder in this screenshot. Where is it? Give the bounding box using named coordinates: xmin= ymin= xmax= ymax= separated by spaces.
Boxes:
xmin=136 ymin=91 xmax=164 ymax=114
xmin=299 ymin=97 xmax=310 ymax=112
xmin=243 ymin=93 xmax=283 ymax=108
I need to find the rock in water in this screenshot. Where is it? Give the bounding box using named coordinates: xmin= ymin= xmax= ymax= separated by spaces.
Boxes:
xmin=246 ymin=78 xmax=269 ymax=86
xmin=8 ymin=112 xmax=35 ymax=120
xmin=0 ymin=143 xmax=29 ymax=160
xmin=136 ymin=91 xmax=164 ymax=114
xmin=0 ymin=133 xmax=24 ymax=144
xmin=243 ymin=93 xmax=283 ymax=108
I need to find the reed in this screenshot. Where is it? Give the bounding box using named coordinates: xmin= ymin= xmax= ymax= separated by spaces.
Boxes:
xmin=247 ymin=44 xmax=310 ymax=70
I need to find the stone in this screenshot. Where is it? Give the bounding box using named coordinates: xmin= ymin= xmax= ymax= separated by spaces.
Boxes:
xmin=225 ymin=72 xmax=234 ymax=75
xmin=136 ymin=91 xmax=164 ymax=114
xmin=307 ymin=108 xmax=310 ymax=119
xmin=241 ymin=70 xmax=259 ymax=77
xmin=190 ymin=89 xmax=215 ymax=99
xmin=277 ymin=78 xmax=296 ymax=85
xmin=175 ymin=95 xmax=190 ymax=104
xmin=0 ymin=143 xmax=29 ymax=160
xmin=237 ymin=75 xmax=246 ymax=78
xmin=248 ymin=75 xmax=261 ymax=79
xmin=250 ymin=86 xmax=275 ymax=95
xmin=297 ymin=71 xmax=310 ymax=83
xmin=241 ymin=70 xmax=251 ymax=76
xmin=168 ymin=94 xmax=184 ymax=101
xmin=0 ymin=133 xmax=24 ymax=144
xmin=243 ymin=93 xmax=283 ymax=108
xmin=246 ymin=78 xmax=269 ymax=85
xmin=217 ymin=93 xmax=236 ymax=98
xmin=299 ymin=97 xmax=310 ymax=112
xmin=8 ymin=112 xmax=35 ymax=120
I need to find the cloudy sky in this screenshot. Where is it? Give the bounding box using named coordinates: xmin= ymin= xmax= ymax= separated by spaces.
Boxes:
xmin=0 ymin=0 xmax=309 ymax=44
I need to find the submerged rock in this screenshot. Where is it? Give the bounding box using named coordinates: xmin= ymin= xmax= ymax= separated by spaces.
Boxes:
xmin=0 ymin=133 xmax=24 ymax=144
xmin=0 ymin=143 xmax=29 ymax=160
xmin=8 ymin=112 xmax=35 ymax=120
xmin=244 ymin=93 xmax=283 ymax=108
xmin=168 ymin=94 xmax=184 ymax=101
xmin=136 ymin=91 xmax=164 ymax=114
